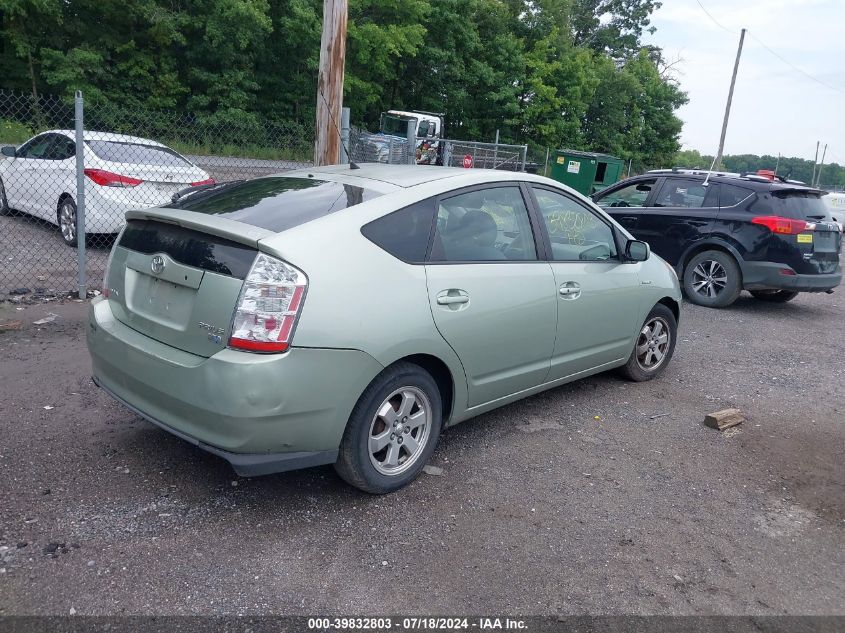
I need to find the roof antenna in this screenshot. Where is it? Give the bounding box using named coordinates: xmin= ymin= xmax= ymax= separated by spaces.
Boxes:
xmin=702 ymin=153 xmax=719 ymax=187
xmin=318 ymin=88 xmax=359 ymax=169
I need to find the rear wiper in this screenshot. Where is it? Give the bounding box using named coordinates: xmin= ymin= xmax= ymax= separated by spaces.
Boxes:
xmin=170 ymin=179 xmax=245 ymax=204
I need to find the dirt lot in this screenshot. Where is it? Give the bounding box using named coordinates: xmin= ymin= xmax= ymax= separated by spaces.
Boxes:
xmin=0 ymin=285 xmax=843 ymax=616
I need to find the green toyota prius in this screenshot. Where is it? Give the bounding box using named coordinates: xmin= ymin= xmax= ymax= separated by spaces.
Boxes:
xmin=87 ymin=164 xmax=681 ymax=493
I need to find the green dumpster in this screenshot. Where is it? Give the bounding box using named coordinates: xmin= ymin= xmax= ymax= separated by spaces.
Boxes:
xmin=549 ymin=149 xmax=624 ymax=196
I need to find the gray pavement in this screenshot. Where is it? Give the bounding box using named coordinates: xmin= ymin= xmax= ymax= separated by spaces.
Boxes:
xmin=0 ymin=283 xmax=842 ymax=616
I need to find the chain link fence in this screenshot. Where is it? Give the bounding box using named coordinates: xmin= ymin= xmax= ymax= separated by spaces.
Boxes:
xmin=0 ymin=88 xmax=314 ymax=300
xmin=348 ymin=125 xmax=528 ymax=171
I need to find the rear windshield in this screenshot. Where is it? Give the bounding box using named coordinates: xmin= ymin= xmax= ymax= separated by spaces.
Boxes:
xmin=166 ymin=177 xmax=383 ymax=233
xmin=760 ymin=191 xmax=829 ymax=220
xmin=86 ymin=140 xmax=192 ymax=167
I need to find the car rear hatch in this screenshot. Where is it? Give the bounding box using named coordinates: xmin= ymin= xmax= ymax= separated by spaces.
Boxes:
xmin=767 ymin=190 xmax=842 ymax=274
xmin=105 ymin=212 xmax=267 ymax=357
xmin=104 ymin=175 xmax=389 ymax=357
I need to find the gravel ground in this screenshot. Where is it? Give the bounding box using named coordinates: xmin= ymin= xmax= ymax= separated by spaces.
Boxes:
xmin=0 ymin=284 xmax=843 ymax=616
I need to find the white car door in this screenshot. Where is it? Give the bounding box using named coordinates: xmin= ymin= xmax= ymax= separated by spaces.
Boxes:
xmin=3 ymin=134 xmax=56 ymax=217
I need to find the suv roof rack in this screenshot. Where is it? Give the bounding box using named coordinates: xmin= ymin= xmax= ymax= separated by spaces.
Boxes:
xmin=646 ymin=168 xmax=814 ymax=188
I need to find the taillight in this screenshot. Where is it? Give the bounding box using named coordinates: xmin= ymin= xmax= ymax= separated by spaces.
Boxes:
xmin=190 ymin=178 xmax=215 ymax=187
xmin=100 ymin=226 xmax=125 ymax=299
xmin=84 ymin=168 xmax=143 ymax=188
xmin=229 ymin=254 xmax=307 ymax=353
xmin=751 ymin=215 xmax=811 ymax=235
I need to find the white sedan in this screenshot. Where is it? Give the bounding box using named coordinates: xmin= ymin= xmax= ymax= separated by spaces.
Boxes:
xmin=0 ymin=130 xmax=213 ymax=246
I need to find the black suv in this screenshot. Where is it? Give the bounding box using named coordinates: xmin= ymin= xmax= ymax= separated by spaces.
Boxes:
xmin=592 ymin=169 xmax=842 ymax=308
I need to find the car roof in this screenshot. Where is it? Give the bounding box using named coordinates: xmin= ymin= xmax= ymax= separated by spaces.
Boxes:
xmin=641 ymin=169 xmax=823 ymax=194
xmin=43 ymin=130 xmax=167 ymax=147
xmin=285 ymin=163 xmax=515 ymax=189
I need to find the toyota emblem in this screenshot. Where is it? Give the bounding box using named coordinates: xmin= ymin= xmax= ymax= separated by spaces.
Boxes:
xmin=151 ymin=255 xmax=166 ymax=275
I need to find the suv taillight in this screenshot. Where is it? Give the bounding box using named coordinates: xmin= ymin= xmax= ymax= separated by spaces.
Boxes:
xmin=84 ymin=168 xmax=143 ymax=188
xmin=229 ymin=254 xmax=307 ymax=353
xmin=751 ymin=215 xmax=814 ymax=235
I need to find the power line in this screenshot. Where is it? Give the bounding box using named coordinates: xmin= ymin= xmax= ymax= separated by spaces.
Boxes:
xmin=745 ymin=31 xmax=845 ymax=95
xmin=693 ymin=0 xmax=845 ymax=95
xmin=694 ymin=0 xmax=736 ymax=34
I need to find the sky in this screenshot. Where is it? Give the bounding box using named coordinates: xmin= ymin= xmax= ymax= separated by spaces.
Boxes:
xmin=642 ymin=0 xmax=845 ymax=163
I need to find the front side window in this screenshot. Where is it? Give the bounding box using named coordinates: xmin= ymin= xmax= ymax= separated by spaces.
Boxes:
xmin=18 ymin=135 xmax=54 ymax=159
xmin=599 ymin=179 xmax=656 ymax=207
xmin=532 ymin=187 xmax=617 ymax=262
xmin=432 ymin=186 xmax=536 ymax=262
xmin=655 ymin=178 xmax=717 ymax=208
xmin=45 ymin=136 xmax=75 ymax=160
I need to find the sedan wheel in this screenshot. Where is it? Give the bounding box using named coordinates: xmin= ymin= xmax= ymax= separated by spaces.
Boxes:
xmin=635 ymin=316 xmax=671 ymax=372
xmin=336 ymin=362 xmax=442 ymax=494
xmin=619 ymin=303 xmax=677 ymax=382
xmin=0 ymin=178 xmax=9 ymax=216
xmin=58 ymin=198 xmax=78 ymax=247
xmin=368 ymin=387 xmax=432 ymax=476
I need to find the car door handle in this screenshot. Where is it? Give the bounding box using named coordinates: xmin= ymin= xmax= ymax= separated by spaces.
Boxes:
xmin=437 ymin=294 xmax=469 ymax=305
xmin=559 ymin=282 xmax=581 ymax=299
xmin=618 ymin=216 xmax=639 ymax=223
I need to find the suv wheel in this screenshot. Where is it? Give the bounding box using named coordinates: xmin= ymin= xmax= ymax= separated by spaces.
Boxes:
xmin=619 ymin=303 xmax=677 ymax=382
xmin=683 ymin=250 xmax=742 ymax=308
xmin=749 ymin=290 xmax=799 ymax=303
xmin=335 ymin=362 xmax=442 ymax=494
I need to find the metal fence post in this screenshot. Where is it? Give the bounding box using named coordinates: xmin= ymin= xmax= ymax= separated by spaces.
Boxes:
xmin=74 ymin=91 xmax=87 ymax=299
xmin=493 ymin=129 xmax=499 ymax=169
xmin=521 ymin=145 xmax=528 ymax=172
xmin=340 ymin=107 xmax=350 ymax=165
xmin=406 ymin=120 xmax=415 ymax=165
xmin=388 ymin=137 xmax=394 ymax=165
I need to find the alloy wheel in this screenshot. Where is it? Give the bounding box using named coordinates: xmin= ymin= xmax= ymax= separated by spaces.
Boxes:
xmin=60 ymin=201 xmax=76 ymax=243
xmin=636 ymin=316 xmax=671 ymax=372
xmin=691 ymin=259 xmax=727 ymax=299
xmin=368 ymin=387 xmax=431 ymax=476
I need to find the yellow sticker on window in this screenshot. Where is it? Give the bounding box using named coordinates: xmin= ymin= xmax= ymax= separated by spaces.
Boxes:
xmin=797 ymin=233 xmax=813 ymax=243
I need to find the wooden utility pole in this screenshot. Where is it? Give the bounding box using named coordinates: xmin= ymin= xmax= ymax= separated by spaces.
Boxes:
xmin=314 ymin=0 xmax=348 ymax=166
xmin=815 ymin=143 xmax=827 ymax=188
xmin=715 ymin=28 xmax=745 ymax=170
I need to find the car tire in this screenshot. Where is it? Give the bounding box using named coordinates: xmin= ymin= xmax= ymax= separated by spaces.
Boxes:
xmin=749 ymin=290 xmax=799 ymax=303
xmin=335 ymin=362 xmax=442 ymax=494
xmin=619 ymin=303 xmax=677 ymax=382
xmin=58 ymin=197 xmax=78 ymax=247
xmin=0 ymin=177 xmax=9 ymax=216
xmin=682 ymin=250 xmax=742 ymax=308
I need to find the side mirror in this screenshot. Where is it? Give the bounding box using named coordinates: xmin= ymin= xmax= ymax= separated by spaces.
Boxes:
xmin=625 ymin=239 xmax=649 ymax=262
xmin=1 ymin=146 xmax=17 ymax=158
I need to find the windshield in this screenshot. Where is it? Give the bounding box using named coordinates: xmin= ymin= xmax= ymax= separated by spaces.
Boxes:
xmin=86 ymin=140 xmax=193 ymax=167
xmin=382 ymin=115 xmax=415 ymax=137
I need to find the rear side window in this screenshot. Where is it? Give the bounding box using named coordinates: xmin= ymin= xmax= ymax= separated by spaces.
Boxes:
xmin=752 ymin=191 xmax=829 ymax=220
xmin=361 ymin=199 xmax=436 ymax=263
xmin=168 ymin=177 xmax=383 ymax=233
xmin=654 ymin=178 xmax=717 ymax=208
xmin=719 ymin=184 xmax=753 ymax=207
xmin=86 ymin=141 xmax=193 ymax=168
xmin=431 ymin=186 xmax=537 ymax=262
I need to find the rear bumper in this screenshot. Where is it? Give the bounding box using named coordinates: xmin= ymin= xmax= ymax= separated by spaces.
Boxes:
xmin=741 ymin=261 xmax=842 ymax=292
xmin=87 ymin=298 xmax=384 ymax=475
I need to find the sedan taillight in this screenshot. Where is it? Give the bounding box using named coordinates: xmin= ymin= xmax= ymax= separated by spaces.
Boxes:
xmin=229 ymin=254 xmax=307 ymax=353
xmin=84 ymin=168 xmax=143 ymax=188
xmin=190 ymin=178 xmax=215 ymax=187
